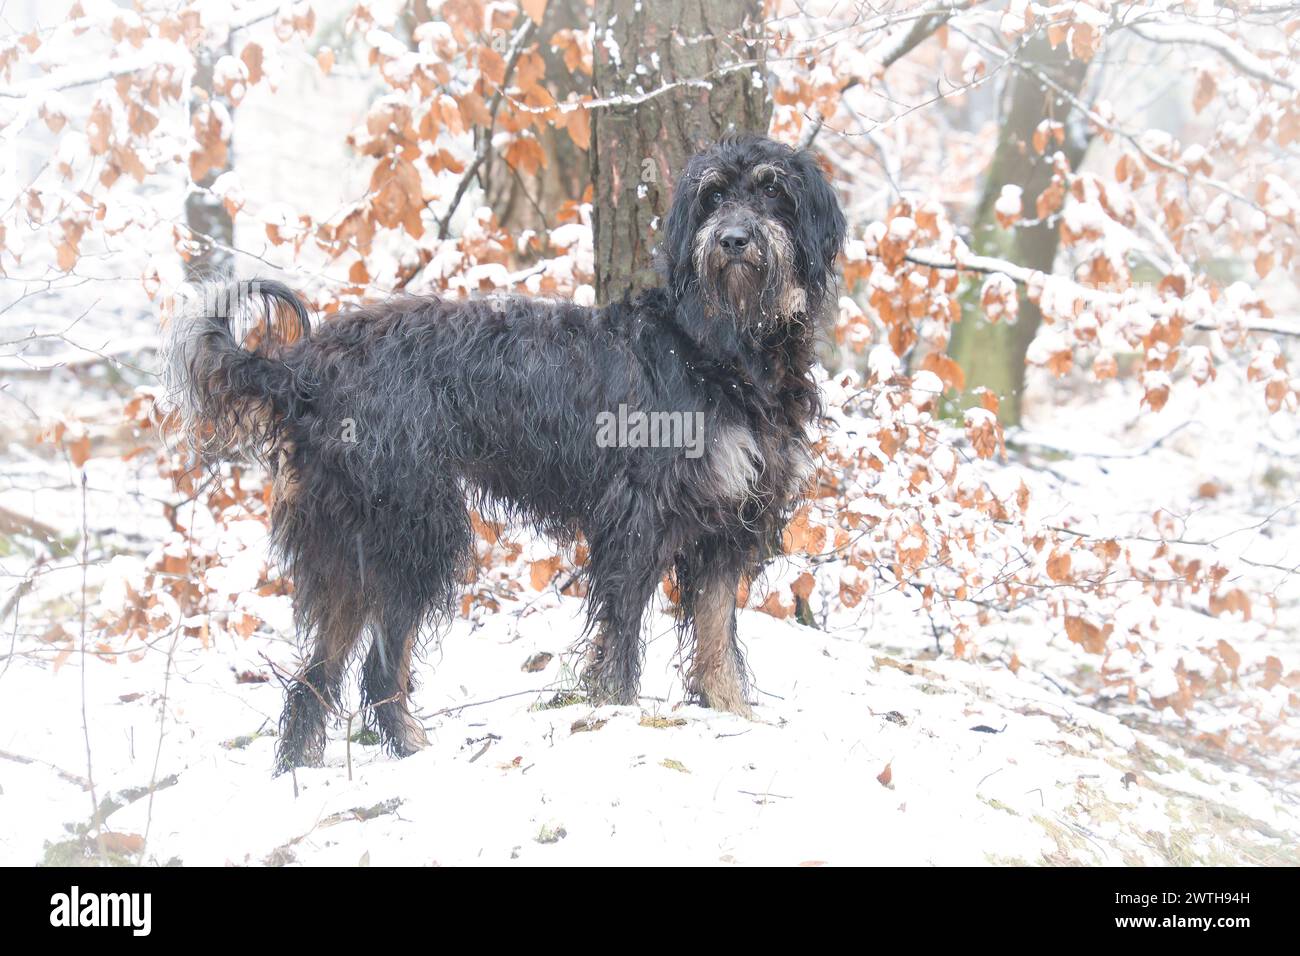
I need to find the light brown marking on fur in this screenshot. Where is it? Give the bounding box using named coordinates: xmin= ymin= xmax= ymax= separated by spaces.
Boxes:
xmin=271 ymin=444 xmax=299 ymax=506
xmin=315 ymin=589 xmax=366 ymax=686
xmin=755 ymin=216 xmax=797 ymax=315
xmin=751 ymin=162 xmax=782 ymax=185
xmin=692 ymin=212 xmax=716 ymax=283
xmin=686 ymin=575 xmax=751 ymax=717
xmin=392 ymin=634 xmax=430 ymax=752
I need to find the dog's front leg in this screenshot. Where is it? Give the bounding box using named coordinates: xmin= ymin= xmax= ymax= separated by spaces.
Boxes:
xmin=580 ymin=527 xmax=667 ymax=707
xmin=677 ymin=541 xmax=753 ymax=718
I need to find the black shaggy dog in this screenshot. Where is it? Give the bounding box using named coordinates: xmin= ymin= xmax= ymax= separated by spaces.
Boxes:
xmin=164 ymin=135 xmax=846 ymax=774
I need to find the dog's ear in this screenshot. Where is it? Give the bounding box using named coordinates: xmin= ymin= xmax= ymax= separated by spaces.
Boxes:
xmin=790 ymin=149 xmax=847 ymax=313
xmin=662 ymin=158 xmax=701 ymax=299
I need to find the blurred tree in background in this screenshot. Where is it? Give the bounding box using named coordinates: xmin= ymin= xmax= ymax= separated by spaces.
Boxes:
xmin=947 ymin=32 xmax=1090 ymax=425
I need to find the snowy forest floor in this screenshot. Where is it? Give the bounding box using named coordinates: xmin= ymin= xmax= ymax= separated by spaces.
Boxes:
xmin=3 ymin=600 xmax=1298 ymax=866
xmin=1 ymin=311 xmax=1298 ymax=867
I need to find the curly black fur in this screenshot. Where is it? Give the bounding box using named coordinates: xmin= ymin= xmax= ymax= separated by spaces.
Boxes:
xmin=162 ymin=135 xmax=846 ymax=774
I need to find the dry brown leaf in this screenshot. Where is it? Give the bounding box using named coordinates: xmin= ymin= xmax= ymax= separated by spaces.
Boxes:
xmin=1046 ymin=550 xmax=1072 ymax=583
xmin=529 ymin=556 xmax=563 ymax=590
xmin=241 ymin=42 xmax=264 ymax=85
xmin=1193 ymin=70 xmax=1216 ymax=114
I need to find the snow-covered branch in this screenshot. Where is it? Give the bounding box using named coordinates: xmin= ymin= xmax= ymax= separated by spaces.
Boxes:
xmin=798 ymin=0 xmax=981 ymax=148
xmin=954 ymin=24 xmax=1286 ymax=225
xmin=902 ymin=248 xmax=1300 ymax=339
xmin=1126 ymin=19 xmax=1297 ymax=91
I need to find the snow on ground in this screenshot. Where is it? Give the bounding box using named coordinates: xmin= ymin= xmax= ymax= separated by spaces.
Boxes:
xmin=2 ymin=593 xmax=1294 ymax=867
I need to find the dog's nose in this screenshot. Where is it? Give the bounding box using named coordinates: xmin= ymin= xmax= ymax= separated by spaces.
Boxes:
xmin=718 ymin=227 xmax=750 ymax=254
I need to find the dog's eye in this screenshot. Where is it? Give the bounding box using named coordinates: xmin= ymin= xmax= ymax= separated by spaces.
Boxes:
xmin=705 ymin=191 xmax=724 ymax=209
xmin=762 ymin=182 xmax=779 ymax=198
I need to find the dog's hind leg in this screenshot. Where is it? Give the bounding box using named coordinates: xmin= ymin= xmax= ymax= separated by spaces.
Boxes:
xmin=360 ymin=597 xmax=430 ymax=757
xmin=359 ymin=495 xmax=471 ymax=758
xmin=677 ymin=538 xmax=752 ymax=717
xmin=276 ymin=578 xmax=366 ymax=773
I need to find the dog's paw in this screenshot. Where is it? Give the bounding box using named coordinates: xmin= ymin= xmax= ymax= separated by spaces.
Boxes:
xmin=392 ymin=715 xmax=430 ymax=756
xmin=693 ymin=684 xmax=754 ymax=719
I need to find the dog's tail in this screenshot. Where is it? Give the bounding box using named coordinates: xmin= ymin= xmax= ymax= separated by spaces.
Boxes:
xmin=160 ymin=278 xmax=313 ymax=464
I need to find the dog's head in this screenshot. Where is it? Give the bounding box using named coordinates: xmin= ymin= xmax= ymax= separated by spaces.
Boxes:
xmin=663 ymin=136 xmax=846 ymax=331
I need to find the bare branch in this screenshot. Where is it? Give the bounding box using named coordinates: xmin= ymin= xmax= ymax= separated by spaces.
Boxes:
xmin=435 ymin=19 xmax=538 ymax=242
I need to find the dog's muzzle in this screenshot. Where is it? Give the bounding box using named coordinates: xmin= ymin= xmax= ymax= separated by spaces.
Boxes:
xmin=694 ymin=213 xmax=797 ymax=325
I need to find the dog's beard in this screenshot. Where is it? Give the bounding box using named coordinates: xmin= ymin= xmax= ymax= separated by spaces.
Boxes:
xmin=692 ymin=216 xmax=802 ymax=332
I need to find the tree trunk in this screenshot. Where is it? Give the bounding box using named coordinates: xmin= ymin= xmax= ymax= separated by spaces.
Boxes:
xmin=589 ymin=0 xmax=770 ymax=305
xmin=947 ymin=36 xmax=1091 ymax=425
xmin=184 ymin=44 xmax=234 ymax=281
